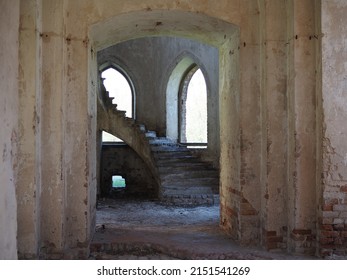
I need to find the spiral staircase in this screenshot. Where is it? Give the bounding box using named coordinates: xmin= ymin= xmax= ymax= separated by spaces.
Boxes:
xmin=97 ymin=84 xmax=219 ymax=206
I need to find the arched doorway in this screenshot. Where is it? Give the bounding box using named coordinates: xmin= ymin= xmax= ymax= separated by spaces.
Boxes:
xmin=89 ymin=9 xmax=240 ymax=246
xmin=100 ymin=67 xmax=135 ymax=143
xmin=179 ymin=66 xmax=208 ymax=148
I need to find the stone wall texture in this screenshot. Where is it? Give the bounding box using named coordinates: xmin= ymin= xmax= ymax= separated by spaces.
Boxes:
xmin=0 ymin=0 xmax=346 ymax=259
xmin=0 ymin=0 xmax=19 ymax=260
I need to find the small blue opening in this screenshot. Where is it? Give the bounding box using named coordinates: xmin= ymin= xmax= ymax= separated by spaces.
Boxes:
xmin=112 ymin=175 xmax=126 ymax=188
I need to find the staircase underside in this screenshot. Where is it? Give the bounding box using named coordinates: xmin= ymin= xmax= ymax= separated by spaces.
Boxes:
xmin=99 ymin=90 xmax=219 ymax=206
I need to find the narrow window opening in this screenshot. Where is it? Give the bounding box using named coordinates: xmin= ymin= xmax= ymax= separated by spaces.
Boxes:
xmin=102 ymin=131 xmax=122 ymax=142
xmin=180 ymin=67 xmax=208 ymax=149
xmin=101 ymin=67 xmax=134 ymax=143
xmin=112 ymin=175 xmax=126 ymax=189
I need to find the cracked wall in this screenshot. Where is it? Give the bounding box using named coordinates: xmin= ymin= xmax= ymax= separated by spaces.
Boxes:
xmin=1 ymin=0 xmax=345 ymax=259
xmin=319 ymin=0 xmax=347 ymax=257
xmin=0 ymin=0 xmax=19 ymax=260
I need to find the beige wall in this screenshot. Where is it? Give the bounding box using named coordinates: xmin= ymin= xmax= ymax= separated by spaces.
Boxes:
xmin=0 ymin=0 xmax=19 ymax=260
xmin=320 ymin=0 xmax=347 ymax=257
xmin=17 ymin=0 xmax=42 ymax=259
xmin=7 ymin=0 xmax=346 ymax=258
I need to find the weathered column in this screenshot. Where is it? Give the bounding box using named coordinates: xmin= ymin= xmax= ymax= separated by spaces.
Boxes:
xmin=219 ymin=32 xmax=241 ymax=241
xmin=286 ymin=0 xmax=318 ymax=255
xmin=40 ymin=0 xmax=65 ymax=258
xmin=238 ymin=0 xmax=262 ymax=245
xmin=63 ymin=1 xmax=96 ymax=255
xmin=17 ymin=0 xmax=42 ymax=259
xmin=39 ymin=0 xmax=96 ymax=258
xmin=259 ymin=0 xmax=288 ymax=251
xmin=0 ymin=0 xmax=20 ymax=260
xmin=320 ymin=0 xmax=347 ymax=258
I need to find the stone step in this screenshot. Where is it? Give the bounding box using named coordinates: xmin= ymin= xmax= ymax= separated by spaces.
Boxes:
xmin=138 ymin=124 xmax=146 ymax=132
xmin=161 ymin=175 xmax=219 ymax=188
xmin=161 ymin=183 xmax=218 ymax=194
xmin=145 ymin=130 xmax=157 ymax=138
xmin=125 ymin=117 xmax=135 ymax=124
xmin=156 ymin=156 xmax=199 ymax=164
xmin=113 ymin=109 xmax=127 ymax=117
xmin=152 ymin=150 xmax=192 ymax=158
xmin=162 ymin=186 xmax=218 ymax=195
xmin=157 ymin=158 xmax=213 ymax=170
xmin=158 ymin=165 xmax=219 ymax=175
xmin=150 ymin=145 xmax=188 ymax=152
xmin=162 ymin=186 xmax=214 ymax=195
xmin=148 ymin=138 xmax=177 ymax=145
xmin=161 ymin=176 xmax=219 ymax=186
xmin=101 ymin=114 xmax=220 ymax=206
xmin=160 ymin=194 xmax=215 ymax=206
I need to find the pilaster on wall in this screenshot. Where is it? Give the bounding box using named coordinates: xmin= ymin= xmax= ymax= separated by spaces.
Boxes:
xmin=40 ymin=0 xmax=65 ymax=257
xmin=0 ymin=0 xmax=20 ymax=260
xmin=259 ymin=0 xmax=289 ymax=251
xmin=237 ymin=0 xmax=262 ymax=245
xmin=17 ymin=0 xmax=42 ymax=259
xmin=320 ymin=0 xmax=347 ymax=258
xmin=286 ymin=0 xmax=318 ymax=255
xmin=219 ymin=33 xmax=241 ymax=242
xmin=16 ymin=0 xmax=95 ymax=260
xmin=63 ymin=1 xmax=93 ymax=255
xmin=38 ymin=0 xmax=93 ymax=258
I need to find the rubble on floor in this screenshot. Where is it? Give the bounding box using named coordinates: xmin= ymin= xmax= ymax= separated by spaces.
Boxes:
xmin=90 ymin=198 xmax=317 ymax=260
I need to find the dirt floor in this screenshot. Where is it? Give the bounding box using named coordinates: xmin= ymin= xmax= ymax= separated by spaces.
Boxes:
xmin=90 ymin=198 xmax=317 ymax=260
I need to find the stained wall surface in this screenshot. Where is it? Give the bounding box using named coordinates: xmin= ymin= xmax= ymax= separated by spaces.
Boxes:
xmin=0 ymin=0 xmax=19 ymax=260
xmin=3 ymin=0 xmax=345 ymax=259
xmin=320 ymin=0 xmax=347 ymax=257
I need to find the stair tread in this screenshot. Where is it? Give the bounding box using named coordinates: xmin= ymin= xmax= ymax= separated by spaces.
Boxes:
xmin=162 ymin=191 xmax=214 ymax=195
xmin=158 ymin=167 xmax=219 ymax=177
xmin=153 ymin=151 xmax=192 ymax=156
xmin=161 ymin=184 xmax=218 ymax=191
xmin=158 ymin=163 xmax=215 ymax=169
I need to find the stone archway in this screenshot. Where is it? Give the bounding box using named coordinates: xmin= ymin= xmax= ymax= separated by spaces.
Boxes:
xmin=88 ymin=9 xmax=240 ymax=245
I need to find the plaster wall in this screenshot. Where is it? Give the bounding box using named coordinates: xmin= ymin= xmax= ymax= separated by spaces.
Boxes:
xmin=12 ymin=0 xmax=346 ymax=259
xmin=0 ymin=0 xmax=19 ymax=260
xmin=260 ymin=0 xmax=289 ymax=250
xmin=39 ymin=0 xmax=66 ymax=257
xmin=320 ymin=0 xmax=347 ymax=257
xmin=17 ymin=0 xmax=42 ymax=259
xmin=285 ymin=0 xmax=318 ymax=255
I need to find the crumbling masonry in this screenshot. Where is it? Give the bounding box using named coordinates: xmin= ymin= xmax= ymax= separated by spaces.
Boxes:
xmin=1 ymin=0 xmax=347 ymax=259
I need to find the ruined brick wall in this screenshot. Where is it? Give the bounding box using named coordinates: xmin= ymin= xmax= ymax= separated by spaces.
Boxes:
xmin=319 ymin=0 xmax=347 ymax=257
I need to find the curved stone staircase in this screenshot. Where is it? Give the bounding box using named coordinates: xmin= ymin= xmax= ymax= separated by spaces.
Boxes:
xmin=97 ymin=84 xmax=219 ymax=206
xmin=148 ymin=135 xmax=219 ymax=206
